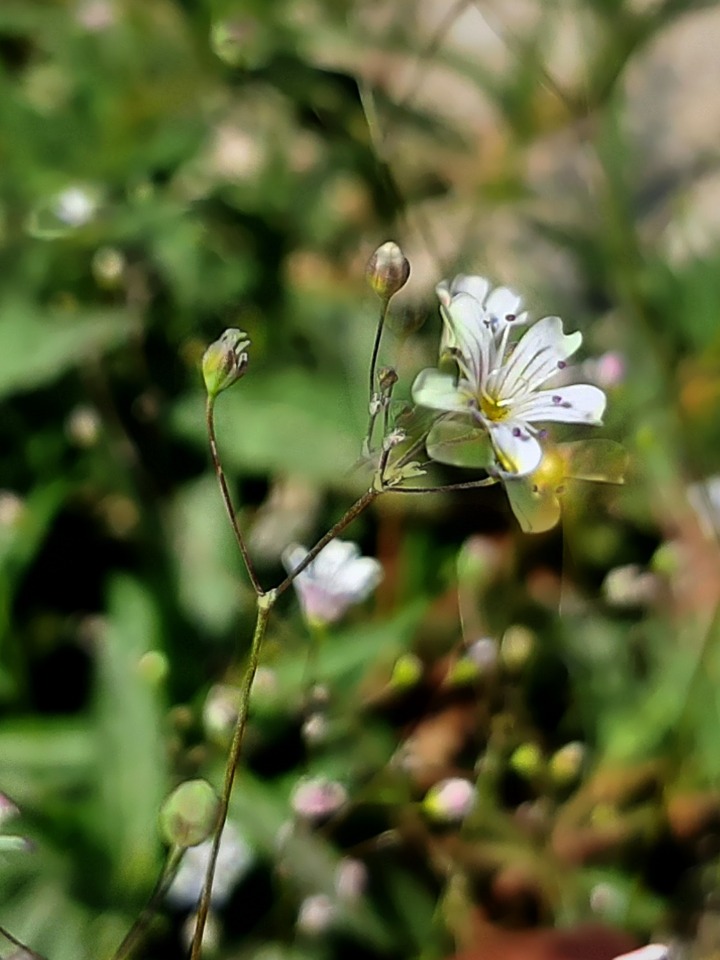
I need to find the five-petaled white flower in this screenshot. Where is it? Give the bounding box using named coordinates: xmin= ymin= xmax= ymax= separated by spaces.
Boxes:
xmin=282 ymin=539 xmax=383 ymax=626
xmin=413 ymin=278 xmax=607 ymax=478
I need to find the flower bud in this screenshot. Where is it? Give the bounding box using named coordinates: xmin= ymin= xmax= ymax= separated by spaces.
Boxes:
xmin=335 ymin=857 xmax=367 ymax=901
xmin=500 ymin=624 xmax=535 ymax=672
xmin=509 ymin=743 xmax=544 ymax=780
xmin=366 ymin=241 xmax=410 ymax=301
xmin=297 ymin=893 xmax=336 ymax=935
xmin=422 ymin=778 xmax=475 ymax=823
xmin=290 ymin=777 xmax=348 ymax=822
xmin=549 ymin=741 xmax=586 ymax=787
xmin=389 ymin=652 xmax=423 ymax=689
xmin=159 ymin=779 xmax=220 ymax=848
xmin=377 ymin=365 xmax=398 ymax=392
xmin=202 ymin=328 xmax=250 ymax=399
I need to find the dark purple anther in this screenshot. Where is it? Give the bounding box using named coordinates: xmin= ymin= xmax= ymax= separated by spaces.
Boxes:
xmin=557 ymin=361 xmax=567 ymax=369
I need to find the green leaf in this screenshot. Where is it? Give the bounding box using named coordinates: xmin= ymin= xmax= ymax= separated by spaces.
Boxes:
xmin=0 ymin=301 xmax=138 ymax=401
xmin=95 ymin=576 xmax=167 ymax=896
xmin=426 ymin=418 xmax=494 ymax=469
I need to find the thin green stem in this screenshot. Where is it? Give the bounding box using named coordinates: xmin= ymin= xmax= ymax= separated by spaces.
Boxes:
xmin=275 ymin=489 xmax=381 ymax=599
xmin=368 ymin=301 xmax=389 ymax=399
xmin=110 ymin=846 xmax=184 ymax=960
xmin=206 ymin=397 xmax=264 ymax=596
xmin=190 ymin=593 xmax=275 ymax=959
xmin=390 ymin=477 xmax=498 ymax=494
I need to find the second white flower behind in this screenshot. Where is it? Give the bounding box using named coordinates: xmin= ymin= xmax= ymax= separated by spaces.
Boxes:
xmin=282 ymin=539 xmax=383 ymax=626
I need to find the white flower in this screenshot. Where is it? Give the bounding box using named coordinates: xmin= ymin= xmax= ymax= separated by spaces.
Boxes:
xmin=53 ymin=186 xmax=97 ymax=227
xmin=413 ymin=283 xmax=606 ymax=478
xmin=282 ymin=539 xmax=383 ymax=626
xmin=166 ymin=822 xmax=253 ymax=909
xmin=436 ymin=275 xmax=528 ymax=358
xmin=611 ymin=947 xmax=668 ymax=960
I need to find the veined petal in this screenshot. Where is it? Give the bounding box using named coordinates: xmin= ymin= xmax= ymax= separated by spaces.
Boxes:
xmin=511 ymin=384 xmax=606 ymax=425
xmin=444 ymin=293 xmax=493 ymax=387
xmin=503 ymin=476 xmax=562 ymax=533
xmin=488 ymin=421 xmax=543 ymax=477
xmin=412 ymin=369 xmax=470 ymax=414
xmin=494 ymin=316 xmax=582 ymax=400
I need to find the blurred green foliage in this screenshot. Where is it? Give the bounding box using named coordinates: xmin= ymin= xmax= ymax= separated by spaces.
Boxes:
xmin=3 ymin=0 xmax=720 ymax=958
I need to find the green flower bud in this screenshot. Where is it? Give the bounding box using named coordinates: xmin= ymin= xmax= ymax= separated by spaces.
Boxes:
xmin=159 ymin=779 xmax=220 ymax=848
xmin=366 ymin=241 xmax=410 ymax=301
xmin=500 ymin=624 xmax=535 ymax=672
xmin=390 ymin=652 xmax=423 ymax=689
xmin=509 ymin=743 xmax=544 ymax=780
xmin=202 ymin=329 xmax=250 ymax=399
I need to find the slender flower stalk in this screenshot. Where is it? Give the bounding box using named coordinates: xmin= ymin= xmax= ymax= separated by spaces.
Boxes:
xmin=206 ymin=396 xmax=264 ymax=596
xmin=110 ymin=847 xmax=184 ymax=960
xmin=189 ymin=593 xmax=275 ymax=959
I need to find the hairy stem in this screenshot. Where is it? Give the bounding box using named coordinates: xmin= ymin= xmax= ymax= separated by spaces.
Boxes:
xmin=206 ymin=397 xmax=264 ymax=596
xmin=368 ymin=301 xmax=389 ymax=399
xmin=110 ymin=846 xmax=184 ymax=960
xmin=190 ymin=593 xmax=275 ymax=959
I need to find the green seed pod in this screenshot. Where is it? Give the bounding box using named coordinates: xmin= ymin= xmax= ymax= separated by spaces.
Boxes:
xmin=159 ymin=779 xmax=220 ymax=848
xmin=202 ymin=329 xmax=250 ymax=399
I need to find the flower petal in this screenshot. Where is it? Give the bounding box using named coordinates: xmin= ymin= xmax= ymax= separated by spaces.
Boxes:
xmin=559 ymin=439 xmax=627 ymax=483
xmin=451 ymin=274 xmax=491 ymax=304
xmin=511 ymin=384 xmax=606 ymax=425
xmin=312 ymin=539 xmax=361 ymax=581
xmin=485 ymin=286 xmax=522 ymax=324
xmin=503 ymin=476 xmax=562 ymax=533
xmin=492 ymin=315 xmax=582 ymax=399
xmin=282 ymin=544 xmax=310 ymax=578
xmin=426 ymin=418 xmax=495 ymax=469
xmin=412 ymin=369 xmax=470 ymax=414
xmin=443 ymin=293 xmax=494 ymax=386
xmin=332 ymin=557 xmax=383 ymax=597
xmin=488 ymin=421 xmax=543 ymax=477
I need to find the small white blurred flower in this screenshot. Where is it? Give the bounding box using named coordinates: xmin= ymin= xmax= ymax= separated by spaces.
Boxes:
xmin=75 ymin=0 xmax=116 ymax=31
xmin=611 ymin=947 xmax=668 ymax=960
xmin=422 ymin=778 xmax=475 ymax=823
xmin=66 ymin=405 xmax=101 ymax=447
xmin=603 ymin=564 xmax=660 ymax=608
xmin=297 ymin=893 xmax=336 ymax=935
xmin=0 ymin=492 xmax=24 ymax=528
xmin=301 ymin=712 xmax=329 ymax=746
xmin=53 ymin=186 xmax=97 ymax=227
xmin=282 ymin=539 xmax=382 ymax=626
xmin=585 ymin=351 xmax=626 ymax=389
xmin=290 ymin=777 xmax=348 ymax=822
xmin=414 ymin=279 xmax=606 ymax=478
xmin=166 ymin=822 xmax=253 ymax=909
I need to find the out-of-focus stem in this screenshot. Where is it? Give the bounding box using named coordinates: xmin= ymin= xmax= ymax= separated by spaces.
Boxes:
xmin=110 ymin=846 xmax=184 ymax=960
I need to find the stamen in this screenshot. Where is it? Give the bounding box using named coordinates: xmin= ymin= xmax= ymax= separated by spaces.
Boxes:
xmin=557 ymin=360 xmax=567 ymax=369
xmin=505 ymin=314 xmax=516 ymax=322
xmin=552 ymin=395 xmax=562 ymax=403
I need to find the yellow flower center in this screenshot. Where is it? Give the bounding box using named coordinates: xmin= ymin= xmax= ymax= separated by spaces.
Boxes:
xmin=479 ymin=393 xmax=508 ymax=422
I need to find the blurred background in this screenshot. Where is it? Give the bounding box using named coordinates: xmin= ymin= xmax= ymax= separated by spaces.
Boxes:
xmin=2 ymin=0 xmax=720 ymax=957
